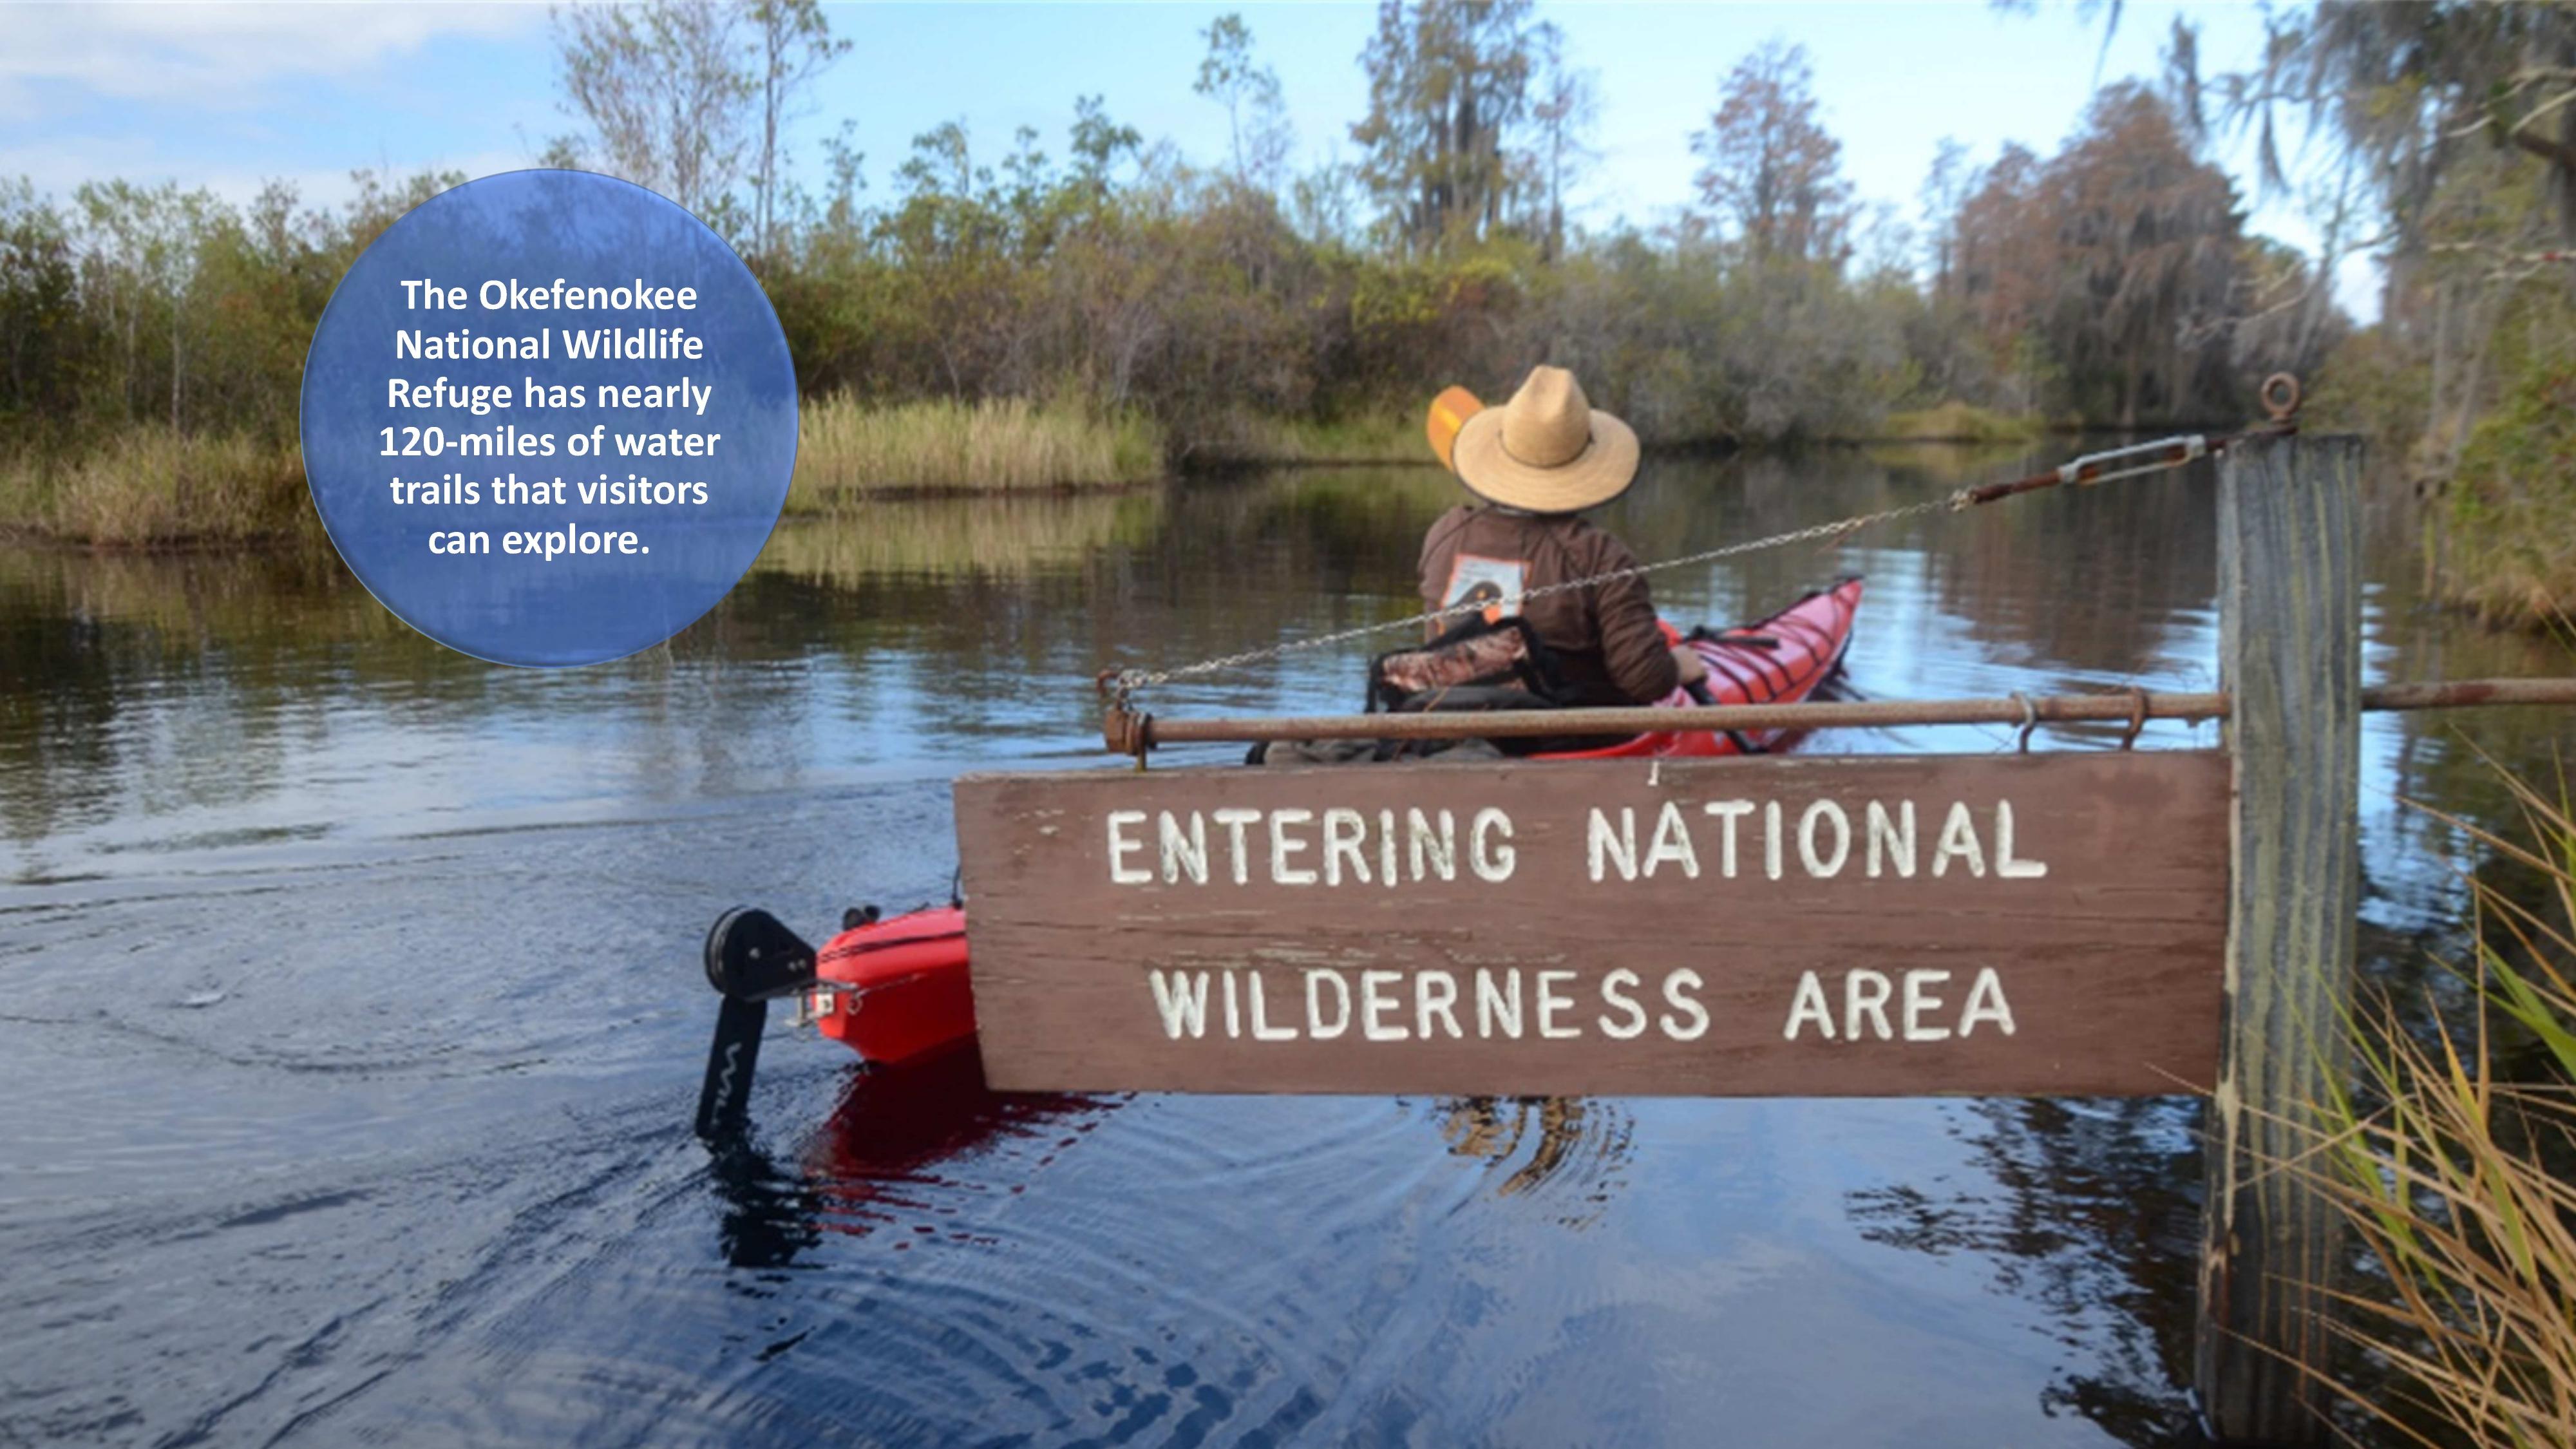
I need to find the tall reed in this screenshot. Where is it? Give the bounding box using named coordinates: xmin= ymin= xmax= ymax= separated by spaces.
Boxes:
xmin=1877 ymin=400 xmax=2047 ymax=444
xmin=2303 ymin=763 xmax=2576 ymax=1446
xmin=789 ymin=393 xmax=1162 ymax=506
xmin=0 ymin=426 xmax=308 ymax=544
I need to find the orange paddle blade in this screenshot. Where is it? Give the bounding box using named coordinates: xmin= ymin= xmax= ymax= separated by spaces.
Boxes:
xmin=1426 ymin=386 xmax=1483 ymax=473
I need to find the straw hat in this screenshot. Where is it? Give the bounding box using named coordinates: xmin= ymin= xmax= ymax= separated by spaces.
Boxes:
xmin=1450 ymin=366 xmax=1638 ymax=513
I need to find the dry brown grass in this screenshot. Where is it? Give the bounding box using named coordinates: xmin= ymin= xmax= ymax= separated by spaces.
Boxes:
xmin=2445 ymin=516 xmax=2576 ymax=635
xmin=2295 ymin=765 xmax=2576 ymax=1446
xmin=0 ymin=426 xmax=309 ymax=545
xmin=1876 ymin=401 xmax=2047 ymax=444
xmin=788 ymin=393 xmax=1163 ymax=507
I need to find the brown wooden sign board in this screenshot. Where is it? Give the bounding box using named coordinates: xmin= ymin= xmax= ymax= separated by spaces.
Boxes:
xmin=952 ymin=752 xmax=2226 ymax=1097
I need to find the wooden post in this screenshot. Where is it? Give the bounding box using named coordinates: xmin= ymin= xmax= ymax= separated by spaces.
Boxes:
xmin=2196 ymin=433 xmax=2363 ymax=1443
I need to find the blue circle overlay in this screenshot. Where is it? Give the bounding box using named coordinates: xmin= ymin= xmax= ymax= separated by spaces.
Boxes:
xmin=301 ymin=170 xmax=797 ymax=667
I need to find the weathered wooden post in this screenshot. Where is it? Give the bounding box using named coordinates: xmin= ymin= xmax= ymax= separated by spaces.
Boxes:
xmin=2195 ymin=433 xmax=2363 ymax=1443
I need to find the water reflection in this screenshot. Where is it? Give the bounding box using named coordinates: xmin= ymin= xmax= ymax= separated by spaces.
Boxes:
xmin=0 ymin=446 xmax=2247 ymax=876
xmin=5 ymin=446 xmax=2573 ymax=1446
xmin=1846 ymin=1097 xmax=2204 ymax=1443
xmin=1434 ymin=1095 xmax=1636 ymax=1229
xmin=711 ymin=1049 xmax=1114 ymax=1271
xmin=763 ymin=491 xmax=1162 ymax=582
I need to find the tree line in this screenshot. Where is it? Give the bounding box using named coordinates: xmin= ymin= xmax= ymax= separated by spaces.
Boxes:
xmin=1 ymin=0 xmax=2340 ymax=471
xmin=2172 ymin=2 xmax=2575 ymax=623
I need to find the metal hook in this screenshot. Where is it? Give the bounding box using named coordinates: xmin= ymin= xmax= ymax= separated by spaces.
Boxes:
xmin=1095 ymin=668 xmax=1133 ymax=715
xmin=2260 ymin=372 xmax=2302 ymax=423
xmin=2118 ymin=686 xmax=2149 ymax=751
xmin=2012 ymin=692 xmax=2040 ymax=753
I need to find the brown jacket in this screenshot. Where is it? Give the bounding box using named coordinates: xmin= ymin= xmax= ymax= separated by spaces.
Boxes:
xmin=1417 ymin=506 xmax=1680 ymax=705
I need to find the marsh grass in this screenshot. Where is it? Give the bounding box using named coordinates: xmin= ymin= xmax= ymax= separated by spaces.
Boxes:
xmin=1877 ymin=401 xmax=2047 ymax=445
xmin=1857 ymin=438 xmax=2049 ymax=485
xmin=790 ymin=393 xmax=1162 ymax=506
xmin=2292 ymin=762 xmax=2576 ymax=1446
xmin=0 ymin=427 xmax=308 ymax=545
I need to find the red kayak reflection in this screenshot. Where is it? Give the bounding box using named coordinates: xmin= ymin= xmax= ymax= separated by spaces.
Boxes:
xmin=709 ymin=1045 xmax=1116 ymax=1269
xmin=799 ymin=1045 xmax=1114 ymax=1227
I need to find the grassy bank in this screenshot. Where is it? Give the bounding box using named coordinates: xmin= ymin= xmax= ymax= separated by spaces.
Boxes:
xmin=0 ymin=427 xmax=309 ymax=545
xmin=1873 ymin=401 xmax=2047 ymax=445
xmin=789 ymin=393 xmax=1163 ymax=509
xmin=0 ymin=397 xmax=1327 ymax=547
xmin=2443 ymin=350 xmax=2575 ymax=630
xmin=2307 ymin=287 xmax=2573 ymax=634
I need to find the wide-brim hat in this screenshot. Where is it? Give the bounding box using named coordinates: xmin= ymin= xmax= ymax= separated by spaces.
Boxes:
xmin=1451 ymin=365 xmax=1638 ymax=513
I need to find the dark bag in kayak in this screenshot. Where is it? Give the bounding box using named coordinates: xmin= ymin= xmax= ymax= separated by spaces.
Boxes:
xmin=1367 ymin=616 xmax=1629 ymax=757
xmin=1368 ymin=616 xmax=1566 ymax=714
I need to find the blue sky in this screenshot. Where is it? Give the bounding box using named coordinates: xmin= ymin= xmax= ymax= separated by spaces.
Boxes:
xmin=0 ymin=2 xmax=2371 ymax=315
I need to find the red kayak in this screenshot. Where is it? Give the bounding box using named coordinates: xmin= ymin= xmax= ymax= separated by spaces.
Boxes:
xmin=798 ymin=577 xmax=1863 ymax=1068
xmin=1537 ymin=575 xmax=1861 ymax=759
xmin=802 ymin=904 xmax=974 ymax=1068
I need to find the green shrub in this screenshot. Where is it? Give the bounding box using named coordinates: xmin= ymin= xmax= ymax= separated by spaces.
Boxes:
xmin=2446 ymin=314 xmax=2576 ymax=630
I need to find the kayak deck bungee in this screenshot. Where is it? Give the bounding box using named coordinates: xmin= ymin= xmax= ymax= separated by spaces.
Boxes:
xmin=790 ymin=576 xmax=1862 ymax=1070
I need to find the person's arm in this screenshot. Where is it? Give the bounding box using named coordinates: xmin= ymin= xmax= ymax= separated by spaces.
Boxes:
xmin=1592 ymin=555 xmax=1681 ymax=703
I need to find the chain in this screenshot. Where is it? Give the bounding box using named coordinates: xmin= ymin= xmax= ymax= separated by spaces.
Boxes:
xmin=1103 ymin=420 xmax=2285 ymax=699
xmin=1107 ymin=489 xmax=1976 ymax=694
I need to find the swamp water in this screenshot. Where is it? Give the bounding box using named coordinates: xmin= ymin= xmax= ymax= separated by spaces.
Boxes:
xmin=1 ymin=450 xmax=2568 ymax=1446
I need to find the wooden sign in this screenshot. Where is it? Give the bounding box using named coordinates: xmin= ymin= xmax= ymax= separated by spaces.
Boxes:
xmin=952 ymin=752 xmax=2227 ymax=1097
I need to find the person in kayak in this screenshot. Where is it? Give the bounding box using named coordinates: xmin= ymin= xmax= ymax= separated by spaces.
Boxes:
xmin=1421 ymin=365 xmax=1709 ymax=706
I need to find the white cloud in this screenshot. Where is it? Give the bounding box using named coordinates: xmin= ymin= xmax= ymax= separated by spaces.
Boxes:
xmin=0 ymin=3 xmax=540 ymax=116
xmin=0 ymin=131 xmax=536 ymax=211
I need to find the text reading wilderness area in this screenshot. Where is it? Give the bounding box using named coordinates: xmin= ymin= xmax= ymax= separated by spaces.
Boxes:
xmin=957 ymin=753 xmax=2231 ymax=1097
xmin=1115 ymin=796 xmax=2036 ymax=1050
xmin=378 ymin=276 xmax=727 ymax=562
